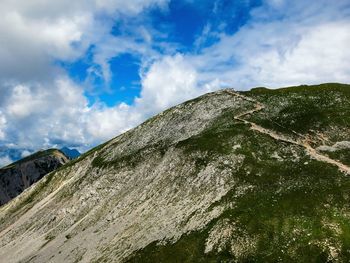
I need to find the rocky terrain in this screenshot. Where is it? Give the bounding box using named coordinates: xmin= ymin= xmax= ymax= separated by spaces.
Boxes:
xmin=0 ymin=83 xmax=349 ymax=262
xmin=0 ymin=149 xmax=69 ymax=206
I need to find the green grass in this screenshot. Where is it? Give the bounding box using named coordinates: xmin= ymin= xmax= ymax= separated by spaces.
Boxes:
xmin=91 ymin=141 xmax=167 ymax=169
xmin=245 ymin=83 xmax=350 ymax=135
xmin=325 ymin=149 xmax=350 ymax=166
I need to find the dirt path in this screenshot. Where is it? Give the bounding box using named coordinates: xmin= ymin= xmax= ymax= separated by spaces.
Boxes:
xmin=227 ymin=89 xmax=350 ymax=175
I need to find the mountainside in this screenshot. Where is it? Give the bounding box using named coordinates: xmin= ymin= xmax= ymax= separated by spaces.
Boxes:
xmin=0 ymin=149 xmax=69 ymax=206
xmin=0 ymin=83 xmax=349 ymax=262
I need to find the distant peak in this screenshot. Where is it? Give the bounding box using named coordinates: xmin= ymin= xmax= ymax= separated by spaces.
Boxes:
xmin=60 ymin=147 xmax=81 ymax=160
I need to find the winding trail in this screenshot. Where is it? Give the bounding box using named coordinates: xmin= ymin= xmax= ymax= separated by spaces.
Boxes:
xmin=226 ymin=89 xmax=350 ymax=175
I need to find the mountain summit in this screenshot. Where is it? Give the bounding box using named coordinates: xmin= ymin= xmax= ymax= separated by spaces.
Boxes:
xmin=0 ymin=84 xmax=349 ymax=262
xmin=0 ymin=149 xmax=69 ymax=206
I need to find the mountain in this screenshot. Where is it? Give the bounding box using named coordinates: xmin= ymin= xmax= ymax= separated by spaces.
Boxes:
xmin=0 ymin=149 xmax=69 ymax=206
xmin=60 ymin=147 xmax=81 ymax=160
xmin=0 ymin=83 xmax=349 ymax=262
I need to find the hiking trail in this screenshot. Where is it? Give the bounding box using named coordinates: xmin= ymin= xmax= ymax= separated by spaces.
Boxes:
xmin=226 ymin=89 xmax=350 ymax=175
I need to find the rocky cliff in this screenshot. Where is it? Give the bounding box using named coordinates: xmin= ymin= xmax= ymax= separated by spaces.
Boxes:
xmin=0 ymin=83 xmax=349 ymax=262
xmin=0 ymin=149 xmax=69 ymax=206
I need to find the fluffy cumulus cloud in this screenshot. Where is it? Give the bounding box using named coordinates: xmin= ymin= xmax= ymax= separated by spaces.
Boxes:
xmin=0 ymin=1 xmax=87 ymax=83
xmin=86 ymin=103 xmax=139 ymax=141
xmin=0 ymin=0 xmax=169 ymax=83
xmin=2 ymin=78 xmax=88 ymax=147
xmin=0 ymin=0 xmax=350 ymax=162
xmin=0 ymin=0 xmax=170 ymax=157
xmin=138 ymin=54 xmax=209 ymax=114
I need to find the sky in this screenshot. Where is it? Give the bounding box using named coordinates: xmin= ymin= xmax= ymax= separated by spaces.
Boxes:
xmin=0 ymin=0 xmax=350 ymax=166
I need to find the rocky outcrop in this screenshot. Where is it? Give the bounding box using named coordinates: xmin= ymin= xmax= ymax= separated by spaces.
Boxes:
xmin=0 ymin=149 xmax=69 ymax=206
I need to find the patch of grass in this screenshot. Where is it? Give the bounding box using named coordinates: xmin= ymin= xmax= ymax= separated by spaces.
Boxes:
xmin=91 ymin=142 xmax=167 ymax=169
xmin=175 ymin=109 xmax=243 ymax=154
xmin=325 ymin=149 xmax=350 ymax=166
xmin=125 ymin=229 xmax=225 ymax=263
xmin=245 ymin=83 xmax=350 ymax=134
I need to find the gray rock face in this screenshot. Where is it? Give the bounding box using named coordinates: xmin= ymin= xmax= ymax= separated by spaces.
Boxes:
xmin=0 ymin=150 xmax=69 ymax=206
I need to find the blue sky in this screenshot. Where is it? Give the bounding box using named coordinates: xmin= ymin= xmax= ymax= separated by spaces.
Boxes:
xmin=63 ymin=0 xmax=272 ymax=106
xmin=0 ymin=0 xmax=350 ymax=166
xmin=67 ymin=0 xmax=264 ymax=107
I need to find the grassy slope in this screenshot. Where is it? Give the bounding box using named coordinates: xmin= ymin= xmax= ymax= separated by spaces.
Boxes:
xmin=126 ymin=83 xmax=350 ymax=262
xmin=246 ymin=83 xmax=350 ymax=165
xmin=245 ymin=83 xmax=350 ymax=136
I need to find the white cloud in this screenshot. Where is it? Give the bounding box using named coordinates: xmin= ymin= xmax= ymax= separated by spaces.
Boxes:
xmin=86 ymin=103 xmax=140 ymax=140
xmin=0 ymin=0 xmax=168 ymax=84
xmin=21 ymin=150 xmax=32 ymax=158
xmin=0 ymin=155 xmax=13 ymax=168
xmin=0 ymin=3 xmax=90 ymax=83
xmin=6 ymin=85 xmax=43 ymax=118
xmin=95 ymin=0 xmax=169 ymax=15
xmin=186 ymin=0 xmax=350 ymax=89
xmin=1 ymin=77 xmax=88 ymax=149
xmin=0 ymin=111 xmax=6 ymax=140
xmin=138 ymin=54 xmax=200 ymax=113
